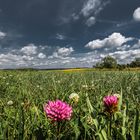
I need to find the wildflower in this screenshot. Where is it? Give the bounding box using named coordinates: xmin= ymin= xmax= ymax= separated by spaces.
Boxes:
xmin=69 ymin=93 xmax=79 ymax=103
xmin=126 ymin=86 xmax=131 ymax=91
xmin=86 ymin=115 xmax=93 ymax=125
xmin=113 ymin=93 xmax=120 ymax=99
xmin=103 ymin=95 xmax=118 ymax=115
xmin=6 ymin=83 xmax=9 ymax=85
xmin=37 ymin=85 xmax=43 ymax=90
xmin=82 ymin=85 xmax=89 ymax=90
xmin=44 ymin=100 xmax=72 ymax=121
xmin=56 ymin=80 xmax=61 ymax=83
xmin=82 ymin=85 xmax=88 ymax=88
xmin=7 ymin=100 xmax=13 ymax=106
xmin=31 ymin=106 xmax=39 ymax=116
xmin=91 ymin=84 xmax=95 ymax=87
xmin=21 ymin=102 xmax=24 ymax=106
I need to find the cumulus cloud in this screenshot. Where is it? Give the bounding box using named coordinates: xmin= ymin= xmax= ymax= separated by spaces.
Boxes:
xmin=0 ymin=31 xmax=6 ymax=39
xmin=108 ymin=49 xmax=140 ymax=63
xmin=133 ymin=7 xmax=140 ymax=21
xmin=57 ymin=47 xmax=74 ymax=56
xmin=0 ymin=53 xmax=28 ymax=68
xmin=85 ymin=32 xmax=133 ymax=49
xmin=20 ymin=44 xmax=37 ymax=55
xmin=49 ymin=47 xmax=74 ymax=59
xmin=86 ymin=16 xmax=96 ymax=27
xmin=0 ymin=43 xmax=50 ymax=68
xmin=38 ymin=53 xmax=46 ymax=59
xmin=0 ymin=38 xmax=140 ymax=69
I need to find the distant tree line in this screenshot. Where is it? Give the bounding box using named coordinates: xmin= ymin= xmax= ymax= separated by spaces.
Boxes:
xmin=95 ymin=56 xmax=140 ymax=69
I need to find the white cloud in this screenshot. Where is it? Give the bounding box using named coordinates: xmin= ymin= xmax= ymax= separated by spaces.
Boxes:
xmin=85 ymin=32 xmax=133 ymax=49
xmin=38 ymin=53 xmax=46 ymax=59
xmin=71 ymin=13 xmax=79 ymax=20
xmin=81 ymin=0 xmax=102 ymax=17
xmin=81 ymin=0 xmax=109 ymax=17
xmin=133 ymin=7 xmax=140 ymax=21
xmin=132 ymin=40 xmax=140 ymax=48
xmin=0 ymin=43 xmax=48 ymax=68
xmin=49 ymin=47 xmax=74 ymax=59
xmin=59 ymin=0 xmax=109 ymax=26
xmin=22 ymin=55 xmax=34 ymax=61
xmin=0 ymin=52 xmax=45 ymax=68
xmin=67 ymin=47 xmax=140 ymax=67
xmin=56 ymin=33 xmax=66 ymax=40
xmin=20 ymin=44 xmax=37 ymax=55
xmin=0 ymin=31 xmax=6 ymax=39
xmin=86 ymin=16 xmax=96 ymax=27
xmin=57 ymin=47 xmax=74 ymax=56
xmin=108 ymin=49 xmax=140 ymax=63
xmin=80 ymin=0 xmax=110 ymax=27
xmin=0 ymin=37 xmax=140 ymax=69
xmin=0 ymin=53 xmax=27 ymax=68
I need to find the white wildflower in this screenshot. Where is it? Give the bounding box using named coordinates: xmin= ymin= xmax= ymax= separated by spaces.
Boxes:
xmin=56 ymin=80 xmax=61 ymax=83
xmin=86 ymin=115 xmax=94 ymax=125
xmin=6 ymin=83 xmax=9 ymax=85
xmin=7 ymin=100 xmax=13 ymax=106
xmin=113 ymin=93 xmax=120 ymax=99
xmin=69 ymin=93 xmax=79 ymax=103
xmin=82 ymin=85 xmax=88 ymax=88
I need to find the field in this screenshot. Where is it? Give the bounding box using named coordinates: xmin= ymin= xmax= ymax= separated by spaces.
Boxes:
xmin=0 ymin=70 xmax=140 ymax=140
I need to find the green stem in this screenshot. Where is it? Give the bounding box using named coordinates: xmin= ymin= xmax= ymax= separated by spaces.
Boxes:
xmin=110 ymin=115 xmax=112 ymax=137
xmin=57 ymin=121 xmax=61 ymax=140
xmin=108 ymin=115 xmax=112 ymax=139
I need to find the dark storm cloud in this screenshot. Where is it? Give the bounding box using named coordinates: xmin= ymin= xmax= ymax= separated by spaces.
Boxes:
xmin=0 ymin=0 xmax=84 ymax=35
xmin=0 ymin=0 xmax=140 ymax=68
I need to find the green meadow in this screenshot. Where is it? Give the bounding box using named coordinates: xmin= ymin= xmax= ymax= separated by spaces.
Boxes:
xmin=0 ymin=70 xmax=140 ymax=140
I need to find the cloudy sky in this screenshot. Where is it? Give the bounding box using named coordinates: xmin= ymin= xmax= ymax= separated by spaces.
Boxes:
xmin=0 ymin=0 xmax=140 ymax=69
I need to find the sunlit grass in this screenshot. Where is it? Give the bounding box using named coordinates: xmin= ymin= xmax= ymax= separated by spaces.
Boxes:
xmin=0 ymin=70 xmax=140 ymax=139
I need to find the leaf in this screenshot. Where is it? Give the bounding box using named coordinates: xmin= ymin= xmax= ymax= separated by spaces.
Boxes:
xmin=118 ymin=88 xmax=123 ymax=111
xmin=114 ymin=127 xmax=126 ymax=140
xmin=132 ymin=109 xmax=139 ymax=140
xmin=86 ymin=93 xmax=93 ymax=114
xmin=121 ymin=127 xmax=126 ymax=136
xmin=122 ymin=104 xmax=126 ymax=127
xmin=101 ymin=129 xmax=108 ymax=140
xmin=93 ymin=119 xmax=98 ymax=130
xmin=70 ymin=121 xmax=80 ymax=140
xmin=96 ymin=133 xmax=104 ymax=140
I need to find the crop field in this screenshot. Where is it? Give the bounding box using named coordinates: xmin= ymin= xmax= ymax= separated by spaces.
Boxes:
xmin=0 ymin=70 xmax=140 ymax=140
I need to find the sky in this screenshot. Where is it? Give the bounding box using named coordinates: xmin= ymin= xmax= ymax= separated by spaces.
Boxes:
xmin=0 ymin=0 xmax=140 ymax=69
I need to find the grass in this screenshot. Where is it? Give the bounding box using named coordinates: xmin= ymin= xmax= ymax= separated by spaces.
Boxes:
xmin=0 ymin=70 xmax=140 ymax=140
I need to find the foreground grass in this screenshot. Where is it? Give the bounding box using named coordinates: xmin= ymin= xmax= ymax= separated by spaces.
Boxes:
xmin=0 ymin=70 xmax=140 ymax=140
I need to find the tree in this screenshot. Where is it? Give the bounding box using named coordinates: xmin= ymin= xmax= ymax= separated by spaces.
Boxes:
xmin=117 ymin=64 xmax=127 ymax=70
xmin=95 ymin=56 xmax=117 ymax=68
xmin=102 ymin=56 xmax=117 ymax=68
xmin=129 ymin=58 xmax=140 ymax=67
xmin=95 ymin=62 xmax=103 ymax=68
